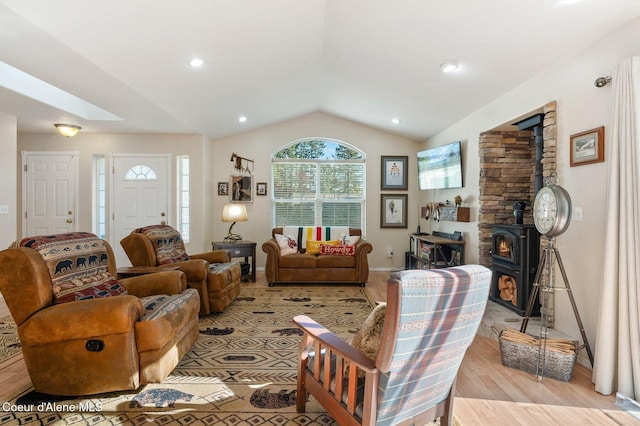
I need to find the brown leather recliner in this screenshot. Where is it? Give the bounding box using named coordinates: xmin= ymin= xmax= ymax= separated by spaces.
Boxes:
xmin=0 ymin=232 xmax=200 ymax=396
xmin=120 ymin=224 xmax=241 ymax=314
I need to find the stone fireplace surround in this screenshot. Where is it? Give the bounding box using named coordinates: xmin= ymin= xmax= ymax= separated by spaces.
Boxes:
xmin=478 ymin=100 xmax=558 ymax=267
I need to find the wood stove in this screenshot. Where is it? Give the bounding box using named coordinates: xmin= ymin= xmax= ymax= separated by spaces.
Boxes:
xmin=490 ymin=224 xmax=540 ymax=316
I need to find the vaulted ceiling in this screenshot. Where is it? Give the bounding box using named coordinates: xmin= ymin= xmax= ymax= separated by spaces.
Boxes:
xmin=1 ymin=0 xmax=639 ymax=141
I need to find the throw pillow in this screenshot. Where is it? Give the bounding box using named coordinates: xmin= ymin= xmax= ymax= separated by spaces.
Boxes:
xmin=337 ymin=232 xmax=360 ymax=246
xmin=319 ymin=244 xmax=356 ymax=256
xmin=350 ymin=303 xmax=386 ymax=377
xmin=275 ymin=233 xmax=298 ymax=256
xmin=306 ymin=239 xmax=339 ymax=255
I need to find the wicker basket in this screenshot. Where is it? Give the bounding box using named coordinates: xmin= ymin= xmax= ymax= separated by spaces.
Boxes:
xmin=497 ymin=328 xmax=578 ymax=382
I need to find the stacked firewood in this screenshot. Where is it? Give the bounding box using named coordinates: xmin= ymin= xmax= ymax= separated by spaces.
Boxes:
xmin=500 ymin=328 xmax=576 ymax=355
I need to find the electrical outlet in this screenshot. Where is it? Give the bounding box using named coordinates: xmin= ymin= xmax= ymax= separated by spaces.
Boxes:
xmin=386 ymin=247 xmax=394 ymax=258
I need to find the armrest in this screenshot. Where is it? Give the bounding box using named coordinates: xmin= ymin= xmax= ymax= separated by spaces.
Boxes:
xmin=262 ymin=239 xmax=281 ymax=283
xmin=354 ymin=240 xmax=373 ymax=283
xmin=19 ymin=296 xmax=144 ymax=346
xmin=163 ymin=259 xmax=209 ymax=281
xmin=292 ymin=315 xmax=375 ymax=371
xmin=190 ymin=250 xmax=231 ymax=264
xmin=119 ymin=270 xmax=187 ymax=297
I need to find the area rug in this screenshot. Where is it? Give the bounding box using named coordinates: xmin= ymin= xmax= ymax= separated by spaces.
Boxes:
xmin=1 ymin=286 xmax=376 ymax=425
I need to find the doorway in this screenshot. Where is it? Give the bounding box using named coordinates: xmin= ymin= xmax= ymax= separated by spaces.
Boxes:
xmin=22 ymin=151 xmax=79 ymax=236
xmin=110 ymin=153 xmax=171 ymax=266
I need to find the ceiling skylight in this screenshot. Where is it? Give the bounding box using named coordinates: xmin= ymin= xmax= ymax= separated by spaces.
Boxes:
xmin=0 ymin=60 xmax=122 ymax=121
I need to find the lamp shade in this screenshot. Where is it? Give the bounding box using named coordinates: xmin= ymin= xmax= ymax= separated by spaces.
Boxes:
xmin=54 ymin=123 xmax=82 ymax=137
xmin=221 ymin=203 xmax=248 ymax=222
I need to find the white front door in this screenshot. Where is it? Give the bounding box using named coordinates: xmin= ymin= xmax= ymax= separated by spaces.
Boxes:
xmin=110 ymin=154 xmax=171 ymax=266
xmin=22 ymin=151 xmax=79 ymax=236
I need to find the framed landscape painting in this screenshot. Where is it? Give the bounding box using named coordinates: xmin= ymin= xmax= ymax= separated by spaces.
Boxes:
xmin=570 ymin=126 xmax=604 ymax=167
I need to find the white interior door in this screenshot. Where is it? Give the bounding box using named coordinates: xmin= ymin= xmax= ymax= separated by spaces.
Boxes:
xmin=110 ymin=154 xmax=170 ymax=266
xmin=22 ymin=151 xmax=79 ymax=236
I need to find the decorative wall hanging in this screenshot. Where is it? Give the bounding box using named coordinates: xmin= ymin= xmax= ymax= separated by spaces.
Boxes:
xmin=217 ymin=182 xmax=229 ymax=196
xmin=381 ymin=155 xmax=408 ymax=190
xmin=231 ymin=175 xmax=253 ymax=202
xmin=570 ymin=126 xmax=604 ymax=167
xmin=256 ymin=182 xmax=268 ymax=196
xmin=381 ymin=194 xmax=408 ymax=228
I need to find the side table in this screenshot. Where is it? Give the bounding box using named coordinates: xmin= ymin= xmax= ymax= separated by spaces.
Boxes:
xmin=212 ymin=240 xmax=256 ymax=282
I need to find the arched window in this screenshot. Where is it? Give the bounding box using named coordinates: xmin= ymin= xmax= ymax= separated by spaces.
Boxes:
xmin=271 ymin=138 xmax=365 ymax=229
xmin=124 ymin=164 xmax=157 ymax=180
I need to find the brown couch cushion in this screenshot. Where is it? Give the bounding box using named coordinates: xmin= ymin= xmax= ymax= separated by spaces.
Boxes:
xmin=316 ymin=254 xmax=356 ymax=268
xmin=280 ymin=254 xmax=317 ymax=268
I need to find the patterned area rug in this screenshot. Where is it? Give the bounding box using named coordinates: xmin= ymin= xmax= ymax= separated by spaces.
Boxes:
xmin=1 ymin=286 xmax=376 ymax=425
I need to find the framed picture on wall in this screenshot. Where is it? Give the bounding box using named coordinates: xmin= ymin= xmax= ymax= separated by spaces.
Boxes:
xmin=380 ymin=194 xmax=408 ymax=228
xmin=570 ymin=126 xmax=604 ymax=167
xmin=256 ymin=182 xmax=268 ymax=196
xmin=217 ymin=181 xmax=228 ymax=196
xmin=231 ymin=175 xmax=253 ymax=202
xmin=381 ymin=156 xmax=408 ymax=190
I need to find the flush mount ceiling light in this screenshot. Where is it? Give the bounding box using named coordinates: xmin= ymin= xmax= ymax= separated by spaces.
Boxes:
xmin=238 ymin=115 xmax=248 ymax=123
xmin=54 ymin=123 xmax=81 ymax=137
xmin=441 ymin=61 xmax=459 ymax=73
xmin=391 ymin=118 xmax=401 ymax=125
xmin=189 ymin=58 xmax=204 ymax=68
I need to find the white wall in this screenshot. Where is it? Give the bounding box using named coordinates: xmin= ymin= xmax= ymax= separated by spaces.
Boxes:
xmin=0 ymin=112 xmax=17 ymax=248
xmin=210 ymin=112 xmax=419 ymax=270
xmin=424 ymin=16 xmax=640 ymax=364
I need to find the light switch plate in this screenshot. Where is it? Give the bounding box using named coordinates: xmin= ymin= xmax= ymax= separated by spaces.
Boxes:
xmin=0 ymin=205 xmax=8 ymax=215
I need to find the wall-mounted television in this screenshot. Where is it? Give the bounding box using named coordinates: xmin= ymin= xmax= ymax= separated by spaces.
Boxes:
xmin=417 ymin=141 xmax=463 ymax=190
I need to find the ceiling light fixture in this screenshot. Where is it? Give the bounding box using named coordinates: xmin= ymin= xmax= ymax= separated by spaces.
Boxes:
xmin=238 ymin=116 xmax=248 ymax=123
xmin=54 ymin=123 xmax=81 ymax=138
xmin=189 ymin=58 xmax=204 ymax=68
xmin=391 ymin=118 xmax=401 ymax=125
xmin=441 ymin=61 xmax=459 ymax=73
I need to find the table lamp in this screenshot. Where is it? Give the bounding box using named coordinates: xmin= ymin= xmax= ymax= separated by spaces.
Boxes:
xmin=222 ymin=203 xmax=248 ymax=242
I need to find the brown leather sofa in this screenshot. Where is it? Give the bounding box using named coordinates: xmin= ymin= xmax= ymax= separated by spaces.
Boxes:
xmin=0 ymin=232 xmax=200 ymax=396
xmin=262 ymin=228 xmax=372 ymax=286
xmin=120 ymin=224 xmax=241 ymax=314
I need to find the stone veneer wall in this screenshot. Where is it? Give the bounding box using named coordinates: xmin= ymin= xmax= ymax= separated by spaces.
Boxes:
xmin=478 ymin=101 xmax=557 ymax=267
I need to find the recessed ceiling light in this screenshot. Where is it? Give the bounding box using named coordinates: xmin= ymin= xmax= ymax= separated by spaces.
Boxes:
xmin=238 ymin=116 xmax=247 ymax=123
xmin=391 ymin=118 xmax=401 ymax=125
xmin=441 ymin=61 xmax=459 ymax=73
xmin=189 ymin=58 xmax=204 ymax=68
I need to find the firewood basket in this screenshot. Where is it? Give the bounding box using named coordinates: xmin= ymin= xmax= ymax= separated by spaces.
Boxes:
xmin=496 ymin=327 xmax=579 ymax=382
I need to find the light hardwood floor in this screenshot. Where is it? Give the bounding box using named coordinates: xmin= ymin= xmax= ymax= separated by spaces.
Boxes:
xmin=0 ymin=271 xmax=636 ymax=425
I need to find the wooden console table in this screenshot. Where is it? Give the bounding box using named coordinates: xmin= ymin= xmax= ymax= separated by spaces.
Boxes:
xmin=212 ymin=240 xmax=256 ymax=282
xmin=406 ymin=233 xmax=465 ymax=269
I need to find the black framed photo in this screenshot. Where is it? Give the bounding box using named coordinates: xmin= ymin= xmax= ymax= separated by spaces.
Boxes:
xmin=256 ymin=182 xmax=268 ymax=196
xmin=381 ymin=194 xmax=408 ymax=228
xmin=231 ymin=175 xmax=253 ymax=202
xmin=381 ymin=156 xmax=408 ymax=190
xmin=217 ymin=181 xmax=228 ymax=196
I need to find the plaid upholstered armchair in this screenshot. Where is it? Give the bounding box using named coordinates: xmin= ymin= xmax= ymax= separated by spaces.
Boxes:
xmin=293 ymin=265 xmax=491 ymax=426
xmin=120 ymin=224 xmax=241 ymax=314
xmin=0 ymin=232 xmax=200 ymax=396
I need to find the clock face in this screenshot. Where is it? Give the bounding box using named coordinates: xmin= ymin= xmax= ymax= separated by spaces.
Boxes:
xmin=533 ymin=185 xmax=572 ymax=236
